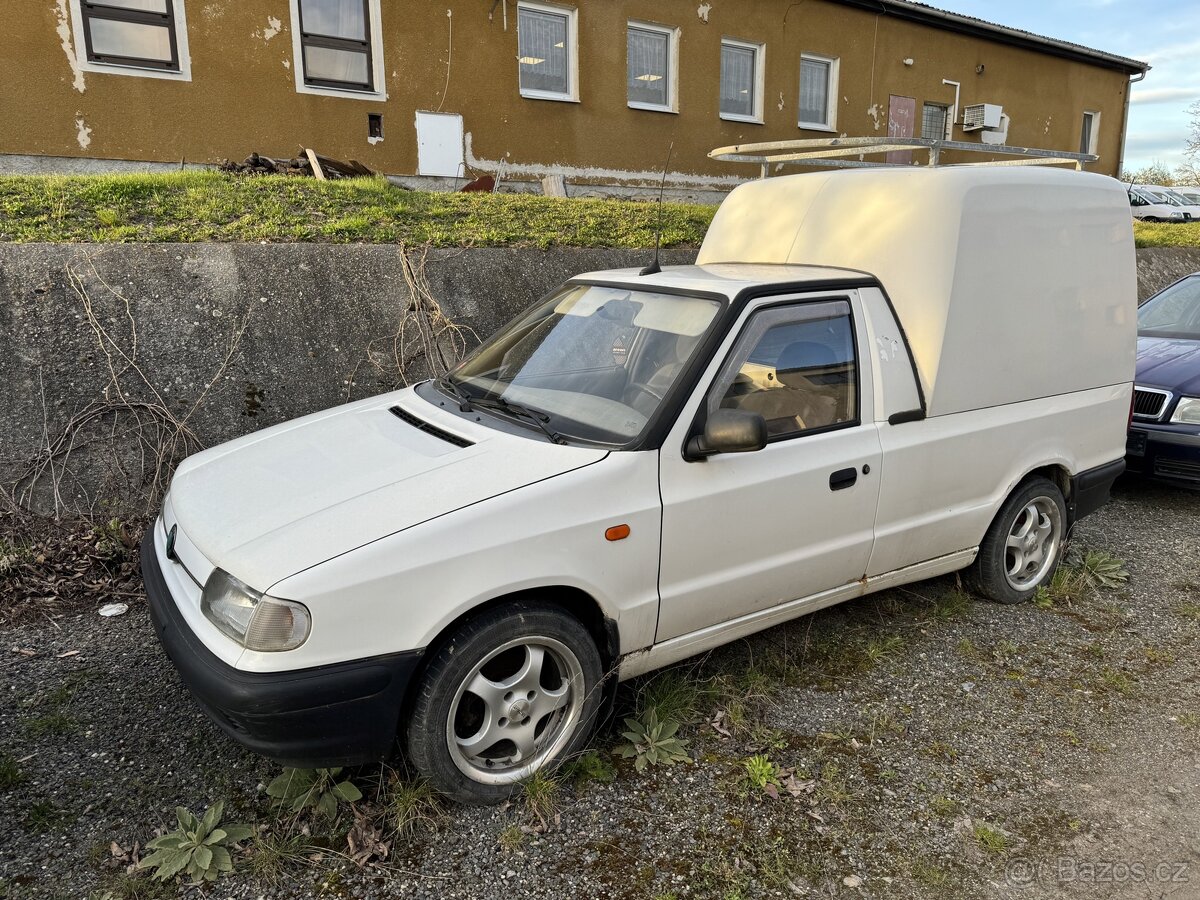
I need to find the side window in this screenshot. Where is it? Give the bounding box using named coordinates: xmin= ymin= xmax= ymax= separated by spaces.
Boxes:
xmin=708 ymin=301 xmax=858 ymax=439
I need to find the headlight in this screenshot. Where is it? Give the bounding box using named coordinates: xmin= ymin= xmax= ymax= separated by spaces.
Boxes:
xmin=201 ymin=569 xmax=310 ymax=651
xmin=1172 ymin=212 xmax=1186 ymax=221
xmin=1170 ymin=397 xmax=1200 ymax=425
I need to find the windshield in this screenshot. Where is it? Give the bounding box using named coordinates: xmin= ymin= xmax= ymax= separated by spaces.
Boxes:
xmin=1161 ymin=189 xmax=1192 ymax=207
xmin=1139 ymin=275 xmax=1200 ymax=339
xmin=448 ymin=285 xmax=723 ymax=445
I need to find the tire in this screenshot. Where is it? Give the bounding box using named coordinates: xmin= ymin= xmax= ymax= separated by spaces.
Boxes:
xmin=405 ymin=603 xmax=604 ymax=805
xmin=968 ymin=477 xmax=1067 ymax=604
xmin=1144 ymin=217 xmax=1161 ymax=223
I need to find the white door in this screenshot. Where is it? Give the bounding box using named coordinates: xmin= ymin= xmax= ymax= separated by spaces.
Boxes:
xmin=656 ymin=296 xmax=882 ymax=642
xmin=415 ymin=111 xmax=464 ymax=177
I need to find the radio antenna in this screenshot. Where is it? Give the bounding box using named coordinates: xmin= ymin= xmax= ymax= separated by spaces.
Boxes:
xmin=639 ymin=141 xmax=674 ymax=277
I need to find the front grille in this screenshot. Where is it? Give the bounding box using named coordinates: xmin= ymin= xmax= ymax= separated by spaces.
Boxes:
xmin=1132 ymin=388 xmax=1169 ymax=420
xmin=389 ymin=406 xmax=474 ymax=448
xmin=1154 ymin=458 xmax=1200 ymax=483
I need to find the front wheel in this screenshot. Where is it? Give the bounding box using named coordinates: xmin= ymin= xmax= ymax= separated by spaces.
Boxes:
xmin=969 ymin=477 xmax=1066 ymax=604
xmin=405 ymin=603 xmax=604 ymax=805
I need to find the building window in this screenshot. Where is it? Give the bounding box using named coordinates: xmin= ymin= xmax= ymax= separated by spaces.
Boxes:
xmin=627 ymin=21 xmax=678 ymax=112
xmin=296 ymin=0 xmax=374 ymax=91
xmin=1080 ymin=110 xmax=1100 ymax=155
xmin=921 ymin=102 xmax=949 ymax=141
xmin=798 ymin=53 xmax=837 ymax=130
xmin=720 ymin=38 xmax=764 ymax=123
xmin=288 ymin=0 xmax=384 ymax=99
xmin=69 ymin=0 xmax=191 ymax=81
xmin=518 ymin=2 xmax=578 ymax=102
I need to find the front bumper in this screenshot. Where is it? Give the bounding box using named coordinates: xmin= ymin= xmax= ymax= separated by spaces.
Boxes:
xmin=1126 ymin=424 xmax=1200 ymax=487
xmin=141 ymin=528 xmax=422 ymax=767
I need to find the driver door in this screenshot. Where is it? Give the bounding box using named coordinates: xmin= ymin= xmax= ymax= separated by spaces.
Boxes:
xmin=656 ymin=294 xmax=883 ymax=641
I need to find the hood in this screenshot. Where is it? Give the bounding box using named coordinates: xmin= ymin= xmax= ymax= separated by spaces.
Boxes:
xmin=1136 ymin=335 xmax=1200 ymax=397
xmin=168 ymin=388 xmax=608 ymax=590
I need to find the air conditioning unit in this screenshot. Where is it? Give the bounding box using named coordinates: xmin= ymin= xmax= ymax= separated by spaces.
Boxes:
xmin=962 ymin=103 xmax=1004 ymax=132
xmin=979 ymin=113 xmax=1011 ymax=145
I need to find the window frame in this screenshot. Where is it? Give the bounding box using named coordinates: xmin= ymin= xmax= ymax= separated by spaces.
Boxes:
xmin=289 ymin=0 xmax=386 ymax=100
xmin=1080 ymin=110 xmax=1100 ymax=155
xmin=798 ymin=52 xmax=839 ymax=132
xmin=921 ymin=101 xmax=950 ymax=142
xmin=69 ymin=0 xmax=191 ymax=82
xmin=719 ymin=37 xmax=765 ymax=125
xmin=516 ymin=0 xmax=580 ymax=103
xmin=626 ymin=19 xmax=680 ymax=114
xmin=705 ymin=298 xmax=862 ymax=445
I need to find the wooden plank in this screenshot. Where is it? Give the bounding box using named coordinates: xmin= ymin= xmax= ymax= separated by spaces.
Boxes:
xmin=541 ymin=174 xmax=567 ymax=198
xmin=304 ymin=148 xmax=327 ymax=181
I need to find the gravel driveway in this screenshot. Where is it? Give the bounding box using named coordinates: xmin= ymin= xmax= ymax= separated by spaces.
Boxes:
xmin=2 ymin=477 xmax=1198 ymax=900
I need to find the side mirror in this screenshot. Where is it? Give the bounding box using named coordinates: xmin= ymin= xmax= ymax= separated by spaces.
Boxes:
xmin=685 ymin=409 xmax=768 ymax=460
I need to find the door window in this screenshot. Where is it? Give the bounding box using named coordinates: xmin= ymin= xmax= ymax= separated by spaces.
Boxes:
xmin=708 ymin=301 xmax=858 ymax=439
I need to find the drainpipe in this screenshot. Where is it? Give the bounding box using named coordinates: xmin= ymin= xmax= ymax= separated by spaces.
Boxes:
xmin=1117 ymin=69 xmax=1148 ymax=177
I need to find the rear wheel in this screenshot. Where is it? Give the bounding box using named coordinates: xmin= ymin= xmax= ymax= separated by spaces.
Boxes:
xmin=969 ymin=477 xmax=1066 ymax=604
xmin=405 ymin=603 xmax=604 ymax=805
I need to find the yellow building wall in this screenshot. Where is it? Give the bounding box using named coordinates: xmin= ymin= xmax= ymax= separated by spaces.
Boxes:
xmin=0 ymin=0 xmax=1134 ymax=183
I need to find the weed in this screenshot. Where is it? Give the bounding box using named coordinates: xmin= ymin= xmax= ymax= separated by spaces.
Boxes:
xmin=991 ymin=639 xmax=1021 ymax=661
xmin=1175 ymin=601 xmax=1200 ymax=622
xmin=865 ymin=634 xmax=905 ymax=663
xmin=564 ymin=749 xmax=616 ymax=786
xmin=266 ymin=767 xmax=362 ymax=821
xmin=1099 ymin=668 xmax=1135 ymax=695
xmin=930 ymin=586 xmax=972 ymax=621
xmin=1033 ymin=586 xmax=1055 ymax=609
xmin=929 ymin=796 xmax=958 ymax=817
xmin=616 ymin=708 xmax=691 ymax=771
xmin=815 ymin=761 xmax=851 ymax=805
xmin=910 ymin=859 xmax=952 ymax=887
xmin=957 ymin=637 xmax=978 ymax=657
xmin=742 ymin=755 xmax=782 ymax=795
xmin=972 ymin=822 xmax=1009 ymax=853
xmin=382 ymin=776 xmax=443 ymax=839
xmin=138 ymin=802 xmax=253 ymax=884
xmin=520 ymin=769 xmax=560 ymax=827
xmin=25 ymin=710 xmax=76 ymax=737
xmin=637 ymin=668 xmax=713 ymax=725
xmin=1177 ymin=713 xmax=1200 ymax=729
xmin=746 ymin=724 xmax=788 ymax=753
xmin=497 ymin=824 xmax=525 ymax=852
xmin=0 ymin=754 xmax=23 ymax=791
xmin=926 ymin=740 xmax=959 ymax=761
xmin=23 ymin=800 xmax=76 ymax=833
xmin=1077 ymin=550 xmax=1130 ymax=589
xmin=245 ymin=831 xmax=307 ymax=886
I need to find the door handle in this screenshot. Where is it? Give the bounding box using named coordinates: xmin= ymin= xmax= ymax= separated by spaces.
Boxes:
xmin=829 ymin=467 xmax=858 ymax=491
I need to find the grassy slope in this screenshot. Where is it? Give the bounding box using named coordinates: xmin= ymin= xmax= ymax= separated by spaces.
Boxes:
xmin=0 ymin=171 xmax=1194 ymax=249
xmin=0 ymin=171 xmax=714 ymax=248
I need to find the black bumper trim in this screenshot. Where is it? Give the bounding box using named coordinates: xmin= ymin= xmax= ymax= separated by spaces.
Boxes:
xmin=1070 ymin=458 xmax=1125 ymax=523
xmin=141 ymin=529 xmax=422 ymax=768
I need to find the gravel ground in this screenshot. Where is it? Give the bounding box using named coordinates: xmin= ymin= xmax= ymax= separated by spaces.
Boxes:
xmin=1 ymin=477 xmax=1198 ymax=900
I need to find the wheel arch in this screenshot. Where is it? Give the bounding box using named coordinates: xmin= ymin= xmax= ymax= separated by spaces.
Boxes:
xmin=398 ymin=585 xmax=620 ymax=723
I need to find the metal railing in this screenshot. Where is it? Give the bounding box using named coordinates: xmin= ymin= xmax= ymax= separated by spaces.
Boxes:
xmin=709 ymin=136 xmax=1099 ymax=177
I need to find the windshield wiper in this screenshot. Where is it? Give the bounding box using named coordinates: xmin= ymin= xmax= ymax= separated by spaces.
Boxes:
xmin=469 ymin=396 xmax=568 ymax=445
xmin=439 ymin=375 xmax=474 ymax=412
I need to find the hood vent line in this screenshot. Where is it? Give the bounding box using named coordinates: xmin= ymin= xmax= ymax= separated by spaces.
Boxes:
xmin=389 ymin=406 xmax=475 ymax=448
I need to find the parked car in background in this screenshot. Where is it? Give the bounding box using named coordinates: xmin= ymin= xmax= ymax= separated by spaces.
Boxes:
xmin=1127 ymin=273 xmax=1200 ymax=487
xmin=1129 ymin=185 xmax=1189 ymax=222
xmin=1148 ymin=185 xmax=1200 ymax=220
xmin=1175 ymin=187 xmax=1200 ymax=206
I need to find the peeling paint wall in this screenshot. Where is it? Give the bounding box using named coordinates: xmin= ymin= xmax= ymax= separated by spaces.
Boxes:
xmin=1 ymin=0 xmax=1133 ymax=183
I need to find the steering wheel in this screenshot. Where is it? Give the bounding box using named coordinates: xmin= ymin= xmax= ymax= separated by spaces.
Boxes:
xmin=623 ymin=384 xmax=665 ymax=417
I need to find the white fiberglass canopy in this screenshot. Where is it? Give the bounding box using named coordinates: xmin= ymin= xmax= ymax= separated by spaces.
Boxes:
xmin=697 ymin=167 xmax=1137 ymax=416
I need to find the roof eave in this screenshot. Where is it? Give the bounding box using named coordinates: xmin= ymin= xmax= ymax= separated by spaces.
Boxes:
xmin=828 ymin=0 xmax=1150 ymax=76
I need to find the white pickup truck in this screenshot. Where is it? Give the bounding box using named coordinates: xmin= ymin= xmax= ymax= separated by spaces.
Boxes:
xmin=143 ymin=166 xmax=1136 ymax=804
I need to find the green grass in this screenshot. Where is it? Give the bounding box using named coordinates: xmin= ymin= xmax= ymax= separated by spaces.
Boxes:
xmin=0 ymin=172 xmax=714 ymax=247
xmin=1133 ymin=221 xmax=1200 ymax=248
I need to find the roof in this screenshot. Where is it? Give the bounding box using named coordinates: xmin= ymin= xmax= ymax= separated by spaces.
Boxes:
xmin=570 ymin=264 xmax=874 ymax=299
xmin=829 ymin=0 xmax=1149 ymax=75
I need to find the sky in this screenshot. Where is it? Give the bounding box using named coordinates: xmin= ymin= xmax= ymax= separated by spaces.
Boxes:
xmin=926 ymin=0 xmax=1199 ymax=173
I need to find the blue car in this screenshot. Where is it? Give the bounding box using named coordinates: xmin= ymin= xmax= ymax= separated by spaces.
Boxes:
xmin=1127 ymin=273 xmax=1200 ymax=486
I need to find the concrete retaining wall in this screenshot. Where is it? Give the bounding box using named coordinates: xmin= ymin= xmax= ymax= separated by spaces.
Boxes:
xmin=0 ymin=243 xmax=1194 ymax=515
